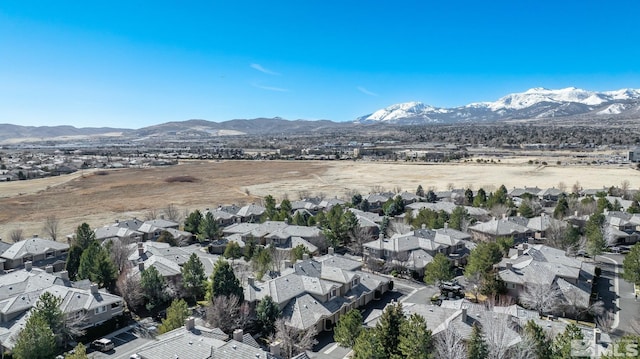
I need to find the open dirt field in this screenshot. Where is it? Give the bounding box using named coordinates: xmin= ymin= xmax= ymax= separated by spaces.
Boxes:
xmin=1 ymin=159 xmax=639 ymax=241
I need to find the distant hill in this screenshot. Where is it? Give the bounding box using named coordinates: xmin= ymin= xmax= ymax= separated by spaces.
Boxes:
xmin=133 ymin=117 xmax=347 ymax=137
xmin=0 ymin=124 xmax=129 ymax=143
xmin=0 ymin=118 xmax=350 ymax=143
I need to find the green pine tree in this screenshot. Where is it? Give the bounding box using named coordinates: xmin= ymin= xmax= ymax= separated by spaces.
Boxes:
xmin=158 ymin=299 xmax=191 ymax=334
xmin=468 ymin=323 xmax=488 ymax=359
xmin=334 ymin=309 xmax=363 ymax=347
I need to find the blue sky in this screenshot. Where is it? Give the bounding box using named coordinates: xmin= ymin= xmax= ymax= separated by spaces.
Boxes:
xmin=1 ymin=1 xmax=640 ymax=128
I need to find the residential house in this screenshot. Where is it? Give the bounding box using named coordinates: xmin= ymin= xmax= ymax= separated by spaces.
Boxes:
xmin=128 ymin=241 xmax=220 ymax=278
xmin=245 ymin=252 xmax=390 ymax=333
xmin=524 ymin=214 xmax=566 ymax=240
xmin=497 ymin=244 xmax=596 ymax=315
xmin=132 ymin=319 xmax=280 ymax=359
xmin=604 ymin=211 xmax=640 ymax=245
xmin=538 ymin=187 xmax=565 ymax=204
xmin=317 ymin=197 xmax=347 ymax=211
xmin=236 ymin=203 xmax=266 ymax=223
xmin=0 ymin=236 xmax=69 ymax=272
xmin=366 ymin=299 xmax=609 ymax=353
xmin=406 ymin=201 xmax=490 ymax=221
xmin=362 ymin=226 xmax=471 ymax=275
xmin=363 ymin=192 xmax=394 ymax=211
xmin=222 ymin=221 xmax=325 ymax=250
xmin=206 ymin=208 xmax=240 ymax=226
xmin=508 ymin=187 xmax=541 ymax=199
xmin=468 ymin=216 xmax=534 ymax=243
xmin=0 ymin=267 xmax=124 ymax=353
xmin=95 ymin=225 xmax=143 ymax=244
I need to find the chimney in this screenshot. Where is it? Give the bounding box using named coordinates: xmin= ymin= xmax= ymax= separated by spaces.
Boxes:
xmin=528 ymin=237 xmax=534 ymax=245
xmin=594 ymin=328 xmax=601 ymax=344
xmin=517 ymin=248 xmax=523 ymax=256
xmin=233 ymin=329 xmax=243 ymax=342
xmin=185 ymin=317 xmax=195 ymax=331
xmin=138 ymin=242 xmax=144 ymax=256
xmin=506 ymin=262 xmax=513 ymax=270
xmin=461 ymin=308 xmax=467 ymax=322
xmin=24 ymin=261 xmax=32 ymax=271
xmin=59 ymin=270 xmax=69 ymax=280
xmin=517 ymin=212 xmax=521 ymax=217
xmin=574 ymin=210 xmax=579 ymax=217
xmin=90 ymin=283 xmax=99 ymax=294
xmin=328 ymin=247 xmax=334 ymax=255
xmin=247 ymin=277 xmax=255 ymax=287
xmin=270 ymin=341 xmax=282 ymax=356
xmin=523 ymin=243 xmax=528 ymax=250
xmin=302 ymin=253 xmax=310 ymax=260
xmin=138 ymin=261 xmax=145 ymax=272
xmin=160 ymin=214 xmax=165 ymax=220
xmin=421 ymin=223 xmax=426 ymax=230
xmin=45 ymin=265 xmax=53 ymax=274
xmin=502 ymin=213 xmax=507 ymax=220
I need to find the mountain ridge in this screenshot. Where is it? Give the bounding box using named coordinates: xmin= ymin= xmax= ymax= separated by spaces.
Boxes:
xmin=355 ymin=87 xmax=640 ymax=124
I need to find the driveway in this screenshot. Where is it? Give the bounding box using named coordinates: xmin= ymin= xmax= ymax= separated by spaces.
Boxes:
xmin=599 ymin=254 xmax=640 ymax=337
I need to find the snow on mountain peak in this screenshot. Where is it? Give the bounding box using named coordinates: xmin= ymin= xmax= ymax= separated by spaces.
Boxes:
xmin=355 ymin=87 xmax=640 ymax=124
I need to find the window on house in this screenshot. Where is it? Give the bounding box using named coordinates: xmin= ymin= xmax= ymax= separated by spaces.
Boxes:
xmin=45 ymin=251 xmax=54 ymax=259
xmin=23 ymin=255 xmax=33 ymax=262
xmin=95 ymin=305 xmax=107 ymax=315
xmin=111 ymin=302 xmax=121 ymax=309
xmin=352 ymin=278 xmax=359 ymax=287
xmin=329 ymin=288 xmax=337 ymax=299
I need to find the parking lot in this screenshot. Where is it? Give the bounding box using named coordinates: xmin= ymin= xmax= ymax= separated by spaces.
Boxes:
xmin=88 ymin=325 xmax=155 ymax=359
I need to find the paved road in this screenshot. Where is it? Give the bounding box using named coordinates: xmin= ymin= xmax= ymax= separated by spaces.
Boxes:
xmin=599 ymin=254 xmax=640 ymax=337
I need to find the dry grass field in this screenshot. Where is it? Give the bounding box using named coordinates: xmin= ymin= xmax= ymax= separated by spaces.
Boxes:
xmin=1 ymin=159 xmax=639 ymax=241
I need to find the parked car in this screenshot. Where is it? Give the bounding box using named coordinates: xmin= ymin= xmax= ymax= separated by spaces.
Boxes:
xmin=92 ymin=338 xmax=114 ymax=352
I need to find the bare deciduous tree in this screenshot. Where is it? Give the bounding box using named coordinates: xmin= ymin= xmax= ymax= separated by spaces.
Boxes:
xmin=434 ymin=325 xmax=467 ymax=359
xmin=572 ymin=181 xmax=582 ymax=196
xmin=115 ymin=265 xmax=144 ymax=311
xmin=144 ymin=208 xmax=158 ymax=220
xmin=490 ymin=204 xmax=511 ymax=218
xmin=109 ymin=238 xmax=133 ymax=273
xmin=10 ymin=228 xmax=24 ymax=243
xmin=43 ymin=215 xmax=60 ymax=241
xmin=206 ymin=295 xmax=253 ymax=334
xmin=557 ymin=181 xmax=567 ymax=193
xmin=270 ymin=318 xmax=317 ymax=359
xmin=348 ymin=226 xmax=375 ymax=257
xmin=484 ymin=315 xmax=517 ymax=359
xmin=163 ymin=204 xmax=181 ymax=223
xmin=519 ymin=283 xmax=562 ymax=315
xmin=621 ymin=180 xmax=631 ymax=200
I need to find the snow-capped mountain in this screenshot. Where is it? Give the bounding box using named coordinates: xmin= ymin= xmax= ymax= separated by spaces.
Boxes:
xmin=356 ymin=87 xmax=640 ymax=124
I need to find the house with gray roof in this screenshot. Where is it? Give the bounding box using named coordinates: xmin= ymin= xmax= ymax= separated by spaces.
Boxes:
xmin=132 ymin=319 xmax=280 ymax=359
xmin=95 ymin=225 xmax=143 ymax=244
xmin=222 ymin=221 xmax=325 ymax=250
xmin=236 ymin=203 xmax=266 ymax=223
xmin=0 ymin=236 xmax=69 ymax=272
xmin=0 ymin=267 xmax=124 ymax=352
xmin=497 ymin=244 xmax=595 ymax=315
xmin=366 ymin=299 xmax=609 ymax=354
xmin=363 ymin=225 xmax=471 ymax=274
xmin=406 ymin=201 xmax=490 ymax=220
xmin=245 ymin=253 xmax=390 ymax=332
xmin=469 ymin=216 xmax=534 ymax=242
